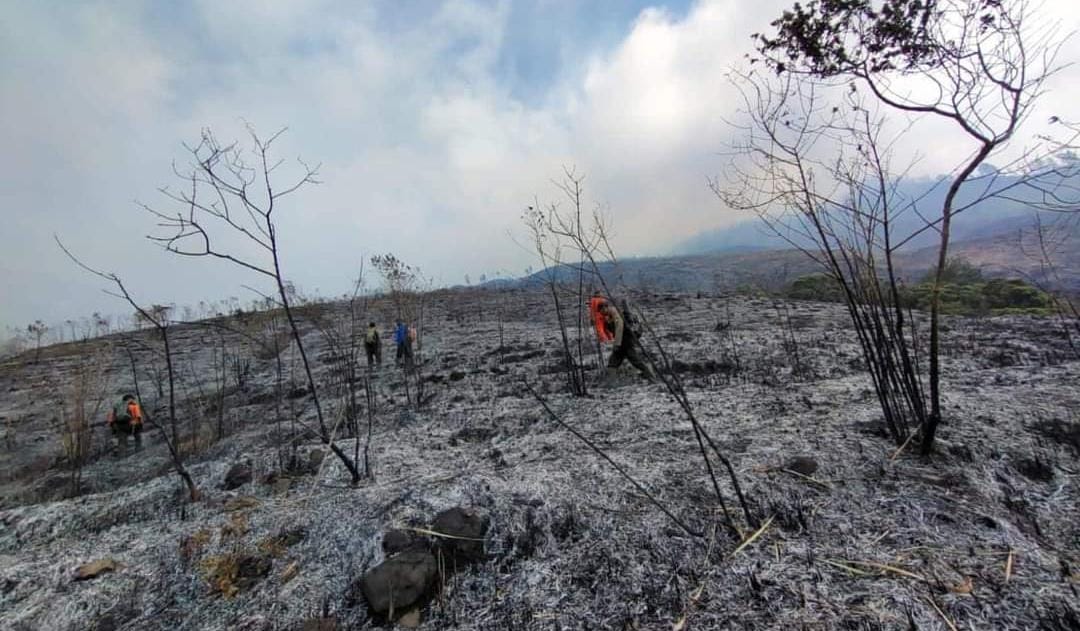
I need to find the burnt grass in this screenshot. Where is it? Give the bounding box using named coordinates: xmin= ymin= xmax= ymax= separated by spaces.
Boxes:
xmin=0 ymin=288 xmax=1078 ymax=630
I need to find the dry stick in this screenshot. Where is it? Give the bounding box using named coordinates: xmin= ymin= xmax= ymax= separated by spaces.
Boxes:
xmin=542 ymin=183 xmax=754 ymax=531
xmin=823 ymin=559 xmax=873 ymax=577
xmin=889 ymin=429 xmax=919 ymax=461
xmin=279 ymin=401 xmax=357 ymax=514
xmin=780 ymin=468 xmax=832 ymax=489
xmin=314 ymin=302 xmax=366 ymax=473
xmin=870 ymin=530 xmax=892 ymax=546
xmin=731 ymin=515 xmax=775 ymax=557
xmin=630 ymin=317 xmax=734 ymax=520
xmin=278 ymin=282 xmax=360 ymax=483
xmin=548 ymin=194 xmax=759 ymax=535
xmin=152 ymin=129 xmax=361 ymax=484
xmin=527 ymin=203 xmax=587 ymax=397
xmin=826 ymin=558 xmax=928 ymax=582
xmin=523 ymin=379 xmax=702 ymax=538
xmin=636 ymin=314 xmax=757 ymax=530
xmin=402 ymin=526 xmax=486 ymax=542
xmin=123 ymin=343 xmax=199 ymax=500
xmin=674 ymin=514 xmax=722 ymax=631
xmin=584 ymin=271 xmax=747 ymax=534
xmin=216 ymin=340 xmax=227 ymax=439
xmin=744 ymin=139 xmax=925 ymax=447
xmin=58 ymin=238 xmax=200 ymax=501
xmin=684 ymin=403 xmax=736 ymax=531
xmin=927 ymin=596 xmax=959 ymax=631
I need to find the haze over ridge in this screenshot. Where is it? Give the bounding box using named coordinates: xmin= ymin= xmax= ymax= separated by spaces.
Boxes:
xmin=2 ymin=0 xmax=1077 ymax=334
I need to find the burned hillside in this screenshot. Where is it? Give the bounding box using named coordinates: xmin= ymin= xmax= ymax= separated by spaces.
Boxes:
xmin=1 ymin=288 xmax=1078 ymax=630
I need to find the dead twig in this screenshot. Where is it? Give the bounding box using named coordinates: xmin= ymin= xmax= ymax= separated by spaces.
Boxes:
xmin=927 ymin=595 xmax=959 ymax=631
xmin=731 ymin=515 xmax=775 ymax=557
xmin=889 ymin=429 xmax=918 ymax=461
xmin=780 ymin=468 xmax=833 ymax=489
xmin=823 ymin=559 xmax=874 ymax=577
xmin=523 ymin=379 xmax=703 ymax=538
xmin=674 ymin=516 xmax=724 ymax=630
xmin=402 ymin=526 xmax=486 ymax=542
xmin=825 ymin=558 xmax=928 ymax=582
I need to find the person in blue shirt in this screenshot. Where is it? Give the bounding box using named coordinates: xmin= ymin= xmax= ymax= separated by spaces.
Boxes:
xmin=394 ymin=319 xmax=413 ymax=369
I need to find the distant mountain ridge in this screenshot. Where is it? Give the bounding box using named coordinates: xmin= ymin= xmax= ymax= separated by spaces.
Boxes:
xmin=906 ymin=217 xmax=1080 ymax=290
xmin=678 ymin=169 xmax=1074 ymax=255
xmin=496 ymin=214 xmax=1078 ymax=294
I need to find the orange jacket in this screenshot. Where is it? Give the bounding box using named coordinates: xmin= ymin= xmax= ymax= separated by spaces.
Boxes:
xmin=128 ymin=401 xmax=143 ymax=426
xmin=589 ymin=296 xmax=614 ymax=343
xmin=107 ymin=400 xmax=143 ymax=427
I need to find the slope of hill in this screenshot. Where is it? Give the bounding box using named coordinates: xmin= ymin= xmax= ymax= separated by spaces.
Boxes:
xmin=514 ymin=248 xmax=818 ymax=293
xmin=682 ymin=168 xmax=1078 ymax=256
xmin=904 ymin=217 xmax=1080 ymax=290
xmin=517 ymin=215 xmax=1079 ymax=293
xmin=0 ymin=289 xmax=1077 ymax=629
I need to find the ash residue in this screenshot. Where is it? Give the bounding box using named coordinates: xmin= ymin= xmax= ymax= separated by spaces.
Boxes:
xmin=0 ymin=290 xmax=1078 ymax=629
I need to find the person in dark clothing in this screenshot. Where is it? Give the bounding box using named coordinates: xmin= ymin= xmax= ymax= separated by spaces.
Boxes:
xmin=107 ymin=393 xmax=144 ymax=451
xmin=600 ymin=302 xmax=654 ymax=380
xmin=364 ymin=322 xmax=381 ymax=368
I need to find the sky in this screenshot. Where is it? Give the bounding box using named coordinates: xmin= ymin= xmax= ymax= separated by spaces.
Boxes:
xmin=2 ymin=0 xmax=1078 ymax=335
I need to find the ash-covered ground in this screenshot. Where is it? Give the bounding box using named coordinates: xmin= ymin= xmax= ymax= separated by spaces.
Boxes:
xmin=1 ymin=289 xmax=1078 ymax=630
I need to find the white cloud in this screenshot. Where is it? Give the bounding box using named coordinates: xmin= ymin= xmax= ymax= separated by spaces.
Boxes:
xmin=2 ymin=0 xmax=1078 ymax=334
xmin=564 ymin=1 xmax=781 ymax=249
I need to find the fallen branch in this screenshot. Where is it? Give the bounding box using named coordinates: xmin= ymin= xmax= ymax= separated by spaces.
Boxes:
xmin=523 ymin=379 xmax=703 ymax=538
xmin=780 ymin=468 xmax=832 ymax=489
xmin=822 ymin=559 xmax=873 ymax=577
xmin=731 ymin=515 xmax=775 ymax=557
xmin=674 ymin=517 xmax=724 ymax=630
xmin=402 ymin=526 xmax=486 ymax=542
xmin=825 ymin=558 xmax=928 ymax=582
xmin=927 ymin=595 xmax=959 ymax=631
xmin=889 ymin=429 xmax=919 ymax=461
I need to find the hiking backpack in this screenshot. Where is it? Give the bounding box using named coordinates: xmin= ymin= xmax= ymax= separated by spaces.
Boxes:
xmin=619 ymin=298 xmax=641 ymax=337
xmin=113 ymin=400 xmax=133 ymax=424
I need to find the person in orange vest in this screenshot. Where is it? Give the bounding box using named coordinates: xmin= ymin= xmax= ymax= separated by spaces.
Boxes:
xmin=600 ymin=302 xmax=654 ymax=380
xmin=589 ymin=291 xmax=614 ymax=343
xmin=107 ymin=394 xmax=144 ymax=451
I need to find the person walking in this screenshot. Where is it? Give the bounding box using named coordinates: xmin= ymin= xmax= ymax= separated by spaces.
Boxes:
xmin=600 ymin=302 xmax=654 ymax=381
xmin=364 ymin=322 xmax=381 ymax=368
xmin=589 ymin=291 xmax=614 ymax=343
xmin=394 ymin=319 xmax=413 ymax=369
xmin=106 ymin=393 xmax=144 ymax=451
